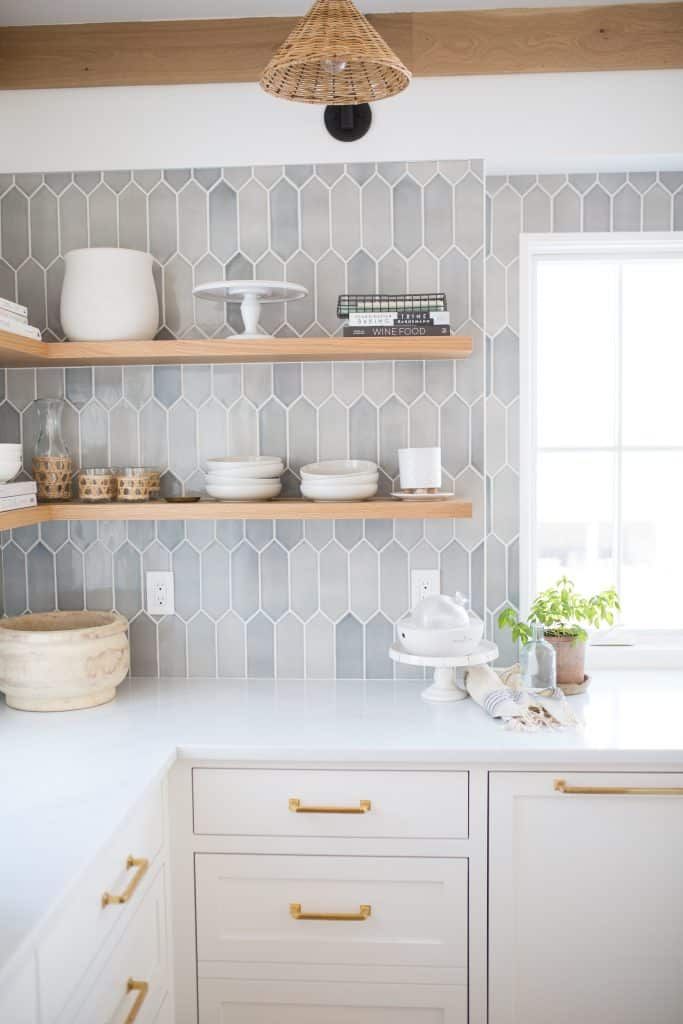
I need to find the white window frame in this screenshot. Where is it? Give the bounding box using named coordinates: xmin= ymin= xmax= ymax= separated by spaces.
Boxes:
xmin=519 ymin=232 xmax=683 ymax=668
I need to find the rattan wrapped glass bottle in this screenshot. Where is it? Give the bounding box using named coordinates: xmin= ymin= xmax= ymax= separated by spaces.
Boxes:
xmin=31 ymin=398 xmax=73 ymax=501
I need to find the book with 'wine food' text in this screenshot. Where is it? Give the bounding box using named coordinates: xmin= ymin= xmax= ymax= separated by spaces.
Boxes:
xmin=343 ymin=325 xmax=451 ymax=338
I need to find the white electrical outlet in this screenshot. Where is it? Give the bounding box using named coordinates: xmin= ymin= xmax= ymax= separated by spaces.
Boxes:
xmin=411 ymin=569 xmax=440 ymax=609
xmin=146 ymin=571 xmax=174 ymax=616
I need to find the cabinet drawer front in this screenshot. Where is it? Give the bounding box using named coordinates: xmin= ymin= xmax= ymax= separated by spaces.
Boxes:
xmin=196 ymin=854 xmax=467 ymax=968
xmin=193 ymin=769 xmax=468 ymax=839
xmin=198 ymin=978 xmax=467 ymax=1023
xmin=71 ymin=867 xmax=168 ymax=1024
xmin=38 ymin=784 xmax=164 ymax=1023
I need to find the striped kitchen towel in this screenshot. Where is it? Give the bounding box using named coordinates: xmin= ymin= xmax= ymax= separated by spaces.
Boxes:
xmin=464 ymin=664 xmax=580 ymax=731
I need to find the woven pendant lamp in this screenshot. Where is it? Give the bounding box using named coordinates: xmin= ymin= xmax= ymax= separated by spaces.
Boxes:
xmin=259 ymin=0 xmax=411 ymax=105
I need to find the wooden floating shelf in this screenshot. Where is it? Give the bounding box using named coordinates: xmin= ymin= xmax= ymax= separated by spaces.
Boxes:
xmin=0 ymin=499 xmax=472 ymax=530
xmin=0 ymin=330 xmax=471 ymax=368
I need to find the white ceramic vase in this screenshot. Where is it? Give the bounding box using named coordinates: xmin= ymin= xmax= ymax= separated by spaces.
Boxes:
xmin=60 ymin=247 xmax=159 ymax=342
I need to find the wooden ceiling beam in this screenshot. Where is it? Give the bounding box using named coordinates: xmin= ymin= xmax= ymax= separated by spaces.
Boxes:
xmin=0 ymin=3 xmax=681 ymax=90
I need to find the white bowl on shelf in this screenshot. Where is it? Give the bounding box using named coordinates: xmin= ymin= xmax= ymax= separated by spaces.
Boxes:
xmin=300 ymin=479 xmax=378 ymax=502
xmin=300 ymin=459 xmax=377 ymax=479
xmin=205 ymin=472 xmax=281 ymax=487
xmin=302 ymin=471 xmax=378 ymax=486
xmin=205 ymin=456 xmax=284 ymax=478
xmin=205 ymin=480 xmax=282 ymax=501
xmin=207 ymin=467 xmax=284 ymax=480
xmin=0 ymin=458 xmax=22 ymax=483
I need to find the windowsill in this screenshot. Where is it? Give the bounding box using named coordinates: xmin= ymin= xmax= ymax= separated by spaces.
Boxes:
xmin=588 ymin=630 xmax=683 ymax=670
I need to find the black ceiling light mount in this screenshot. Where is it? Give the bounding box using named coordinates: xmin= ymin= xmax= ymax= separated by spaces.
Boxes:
xmin=324 ymin=102 xmax=372 ymax=142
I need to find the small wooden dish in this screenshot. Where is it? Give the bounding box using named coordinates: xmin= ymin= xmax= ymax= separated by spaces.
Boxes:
xmin=164 ymin=495 xmax=201 ymax=503
xmin=558 ymin=674 xmax=591 ymax=696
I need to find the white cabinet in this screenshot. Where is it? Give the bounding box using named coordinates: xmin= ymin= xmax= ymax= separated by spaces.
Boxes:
xmin=0 ymin=957 xmax=38 ymax=1024
xmin=489 ymin=771 xmax=683 ymax=1024
xmin=153 ymin=995 xmax=173 ymax=1023
xmin=70 ymin=867 xmax=168 ymax=1024
xmin=39 ymin=783 xmax=164 ymax=1022
xmin=198 ymin=978 xmax=467 ymax=1023
xmin=0 ymin=783 xmax=170 ymax=1024
xmin=184 ymin=765 xmax=473 ymax=1024
xmin=196 ymin=854 xmax=468 ymax=969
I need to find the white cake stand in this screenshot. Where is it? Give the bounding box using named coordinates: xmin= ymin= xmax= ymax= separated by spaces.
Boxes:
xmin=389 ymin=640 xmax=499 ymax=703
xmin=193 ymin=280 xmax=308 ymax=339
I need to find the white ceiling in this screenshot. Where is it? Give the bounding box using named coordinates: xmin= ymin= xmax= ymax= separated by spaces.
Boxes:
xmin=0 ymin=0 xmax=672 ymax=24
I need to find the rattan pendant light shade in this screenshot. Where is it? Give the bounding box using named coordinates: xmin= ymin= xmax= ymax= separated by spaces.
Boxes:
xmin=259 ymin=0 xmax=411 ymax=105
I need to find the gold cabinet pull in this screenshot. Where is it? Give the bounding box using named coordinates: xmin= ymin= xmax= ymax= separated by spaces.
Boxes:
xmin=554 ymin=779 xmax=683 ymax=796
xmin=101 ymin=856 xmax=149 ymax=908
xmin=289 ymin=902 xmax=371 ymax=921
xmin=124 ymin=979 xmax=149 ymax=1023
xmin=288 ymin=798 xmax=371 ymax=814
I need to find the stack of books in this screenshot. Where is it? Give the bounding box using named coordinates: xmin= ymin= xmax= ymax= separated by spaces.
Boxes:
xmin=0 ymin=480 xmax=37 ymax=514
xmin=338 ymin=293 xmax=451 ymax=338
xmin=0 ymin=297 xmax=42 ymax=340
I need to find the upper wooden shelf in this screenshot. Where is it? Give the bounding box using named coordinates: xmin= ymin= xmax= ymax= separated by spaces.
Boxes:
xmin=0 ymin=498 xmax=472 ymax=530
xmin=0 ymin=330 xmax=472 ymax=368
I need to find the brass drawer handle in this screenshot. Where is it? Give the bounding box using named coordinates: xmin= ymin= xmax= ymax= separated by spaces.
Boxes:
xmin=101 ymin=856 xmax=149 ymax=908
xmin=124 ymin=979 xmax=149 ymax=1023
xmin=288 ymin=798 xmax=371 ymax=814
xmin=290 ymin=902 xmax=371 ymax=922
xmin=554 ymin=779 xmax=683 ymax=796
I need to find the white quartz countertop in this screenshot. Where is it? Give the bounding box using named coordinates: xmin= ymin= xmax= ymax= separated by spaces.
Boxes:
xmin=2 ymin=668 xmax=683 ymax=982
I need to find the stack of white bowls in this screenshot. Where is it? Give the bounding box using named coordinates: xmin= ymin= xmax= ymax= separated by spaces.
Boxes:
xmin=0 ymin=443 xmax=22 ymax=483
xmin=300 ymin=460 xmax=379 ymax=502
xmin=204 ymin=456 xmax=284 ymax=501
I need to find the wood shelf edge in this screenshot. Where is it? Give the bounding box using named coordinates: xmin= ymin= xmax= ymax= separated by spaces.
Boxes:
xmin=0 ymin=498 xmax=473 ymax=528
xmin=0 ymin=330 xmax=472 ymax=368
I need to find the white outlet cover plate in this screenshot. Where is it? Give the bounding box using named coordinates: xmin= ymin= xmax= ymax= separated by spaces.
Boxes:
xmin=146 ymin=571 xmax=174 ymax=616
xmin=411 ymin=569 xmax=440 ymax=609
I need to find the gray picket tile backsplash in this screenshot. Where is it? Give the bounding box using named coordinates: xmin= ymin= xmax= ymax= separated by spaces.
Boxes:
xmin=0 ymin=161 xmax=681 ymax=675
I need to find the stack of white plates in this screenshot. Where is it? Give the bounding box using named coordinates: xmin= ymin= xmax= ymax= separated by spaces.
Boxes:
xmin=204 ymin=456 xmax=284 ymax=501
xmin=300 ymin=460 xmax=379 ymax=502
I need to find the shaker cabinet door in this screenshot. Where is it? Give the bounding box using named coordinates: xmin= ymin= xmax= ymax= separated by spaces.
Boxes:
xmin=489 ymin=772 xmax=683 ymax=1024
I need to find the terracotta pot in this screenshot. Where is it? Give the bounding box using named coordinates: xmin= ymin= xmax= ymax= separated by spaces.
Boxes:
xmin=546 ymin=634 xmax=586 ymax=688
xmin=0 ymin=611 xmax=129 ymax=712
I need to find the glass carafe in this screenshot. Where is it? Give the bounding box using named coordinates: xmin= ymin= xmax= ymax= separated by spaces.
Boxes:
xmin=520 ymin=623 xmax=557 ymax=693
xmin=31 ymin=398 xmax=73 ymax=501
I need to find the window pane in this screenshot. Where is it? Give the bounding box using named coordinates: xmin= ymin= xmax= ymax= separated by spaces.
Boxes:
xmin=620 ymin=451 xmax=683 ymax=628
xmin=622 ymin=260 xmax=683 ymax=446
xmin=536 ymin=451 xmax=617 ymax=597
xmin=536 ymin=260 xmax=618 ymax=448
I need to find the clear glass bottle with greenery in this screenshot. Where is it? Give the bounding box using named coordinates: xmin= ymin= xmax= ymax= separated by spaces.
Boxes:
xmin=519 ymin=622 xmax=557 ymax=692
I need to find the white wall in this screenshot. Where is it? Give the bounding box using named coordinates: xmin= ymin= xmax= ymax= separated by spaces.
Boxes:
xmin=1 ymin=70 xmax=681 ymax=175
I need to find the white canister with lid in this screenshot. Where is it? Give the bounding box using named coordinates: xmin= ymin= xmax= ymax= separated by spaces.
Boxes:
xmin=60 ymin=247 xmax=159 ymax=342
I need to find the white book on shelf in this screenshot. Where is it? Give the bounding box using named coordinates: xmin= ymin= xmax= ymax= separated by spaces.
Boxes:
xmin=348 ymin=311 xmax=451 ymax=326
xmin=0 ymin=494 xmax=37 ymax=513
xmin=0 ymin=297 xmax=28 ymax=319
xmin=0 ymin=481 xmax=37 ymax=498
xmin=0 ymin=317 xmax=42 ymax=339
